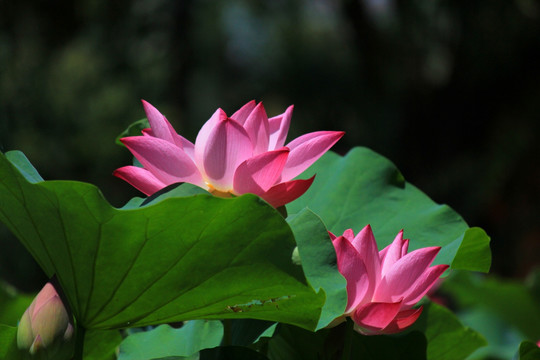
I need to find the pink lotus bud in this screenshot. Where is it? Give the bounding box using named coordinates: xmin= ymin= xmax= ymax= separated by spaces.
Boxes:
xmin=330 ymin=225 xmax=449 ymax=335
xmin=17 ymin=283 xmax=74 ymax=359
xmin=114 ymin=100 xmax=344 ymax=207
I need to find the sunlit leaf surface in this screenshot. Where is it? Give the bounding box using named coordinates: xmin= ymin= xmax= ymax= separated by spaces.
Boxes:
xmin=288 ymin=147 xmax=491 ymax=272
xmin=0 ymin=151 xmax=324 ymax=330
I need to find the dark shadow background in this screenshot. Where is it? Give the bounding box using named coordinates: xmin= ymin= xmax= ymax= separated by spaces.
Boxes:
xmin=1 ymin=0 xmax=539 ymax=291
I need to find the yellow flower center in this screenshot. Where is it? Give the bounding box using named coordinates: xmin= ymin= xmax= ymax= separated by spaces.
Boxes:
xmin=206 ymin=183 xmax=234 ymax=198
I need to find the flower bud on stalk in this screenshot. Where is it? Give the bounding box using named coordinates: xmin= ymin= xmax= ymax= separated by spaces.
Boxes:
xmin=17 ymin=283 xmax=75 ymax=360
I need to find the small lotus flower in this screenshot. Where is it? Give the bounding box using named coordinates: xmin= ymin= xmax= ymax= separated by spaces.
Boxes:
xmin=114 ymin=100 xmax=344 ymax=207
xmin=17 ymin=283 xmax=74 ymax=359
xmin=330 ymin=225 xmax=449 ymax=335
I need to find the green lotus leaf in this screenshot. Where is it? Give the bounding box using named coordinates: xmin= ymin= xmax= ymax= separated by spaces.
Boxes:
xmin=0 ymin=151 xmax=324 ymax=331
xmin=287 ymin=147 xmax=491 ymax=272
xmin=118 ymin=321 xmax=223 ymax=360
xmin=286 ymin=209 xmax=347 ymax=329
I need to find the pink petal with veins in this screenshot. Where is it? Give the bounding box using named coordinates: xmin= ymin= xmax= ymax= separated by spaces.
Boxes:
xmin=243 ymin=102 xmax=270 ymax=155
xmin=402 ymin=264 xmax=449 ymax=307
xmin=261 ymin=176 xmax=314 ymax=208
xmin=280 ymin=131 xmax=344 ymax=181
xmin=142 ymin=125 xmax=195 ymax=159
xmin=353 ymin=301 xmax=403 ymax=334
xmin=334 ymin=235 xmax=371 ymax=314
xmin=373 ymin=246 xmax=442 ymax=303
xmin=380 ymin=230 xmax=406 ymax=276
xmin=379 ymin=307 xmax=423 ymax=334
xmin=121 ymin=136 xmax=204 ymax=187
xmin=342 ymin=229 xmax=355 ymax=242
xmin=230 ymin=100 xmax=257 ymax=125
xmin=352 ymin=225 xmax=381 ymax=290
xmin=194 ymin=108 xmax=228 ymax=171
xmin=233 ymin=148 xmax=289 ymax=195
xmin=141 ymin=100 xmax=188 ymax=149
xmin=113 ymin=166 xmax=166 ymax=196
xmin=268 ymin=105 xmax=293 ymax=150
xmin=201 ymin=118 xmax=253 ymax=191
xmin=141 ymin=100 xmax=176 ymax=143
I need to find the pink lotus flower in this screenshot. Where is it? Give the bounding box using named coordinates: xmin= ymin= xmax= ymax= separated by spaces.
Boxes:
xmin=330 ymin=225 xmax=449 ymax=335
xmin=114 ymin=100 xmax=344 ymax=207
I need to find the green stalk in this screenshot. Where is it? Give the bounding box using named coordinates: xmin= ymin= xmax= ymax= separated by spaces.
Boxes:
xmin=340 ymin=319 xmax=354 ymax=360
xmin=73 ymin=325 xmax=85 ymax=360
xmin=222 ymin=319 xmax=232 ymax=347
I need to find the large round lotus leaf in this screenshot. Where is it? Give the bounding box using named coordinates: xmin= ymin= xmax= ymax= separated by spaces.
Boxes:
xmin=0 ymin=151 xmax=324 ymax=330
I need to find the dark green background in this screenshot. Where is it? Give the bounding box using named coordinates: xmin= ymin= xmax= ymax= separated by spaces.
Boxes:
xmin=0 ymin=0 xmax=538 ymax=290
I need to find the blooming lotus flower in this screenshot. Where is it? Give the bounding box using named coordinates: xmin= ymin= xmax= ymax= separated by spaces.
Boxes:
xmin=330 ymin=225 xmax=449 ymax=335
xmin=17 ymin=283 xmax=74 ymax=359
xmin=114 ymin=100 xmax=344 ymax=207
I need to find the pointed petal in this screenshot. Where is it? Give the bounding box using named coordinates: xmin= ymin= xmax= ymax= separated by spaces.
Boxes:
xmin=142 ymin=101 xmax=197 ymax=153
xmin=268 ymin=105 xmax=293 ymax=150
xmin=31 ymin=296 xmax=69 ymax=347
xmin=114 ymin=166 xmax=167 ymax=196
xmin=373 ymin=247 xmax=442 ymax=303
xmin=243 ymin=102 xmax=270 ymax=155
xmin=233 ymin=148 xmax=289 ymax=195
xmin=32 ymin=283 xmax=58 ymax=316
xmin=121 ymin=136 xmax=204 ymax=187
xmin=402 ymin=264 xmax=449 ymax=307
xmin=281 ymin=131 xmax=344 ymax=181
xmin=342 ymin=229 xmax=355 ymax=242
xmin=141 ymin=100 xmax=171 ymax=140
xmin=142 ymin=128 xmax=154 ymax=137
xmin=194 ymin=108 xmax=228 ymax=170
xmin=380 ymin=230 xmax=406 ymax=277
xmin=231 ymin=100 xmax=257 ymax=125
xmin=401 ymin=238 xmax=409 ymax=257
xmin=201 ymin=118 xmax=253 ymax=191
xmin=333 ymin=235 xmax=371 ymax=313
xmin=352 ymin=301 xmax=403 ymax=334
xmin=329 ymin=231 xmax=338 ymax=243
xmin=352 ymin=225 xmax=381 ymax=289
xmin=261 ymin=176 xmax=314 ymax=208
xmin=331 ymin=229 xmax=354 ymax=244
xmin=380 ymin=307 xmax=423 ymax=334
xmin=141 ymin=100 xmax=177 ymax=143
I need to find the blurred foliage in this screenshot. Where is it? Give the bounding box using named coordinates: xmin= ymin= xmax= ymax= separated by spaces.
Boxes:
xmin=0 ymin=0 xmax=538 ymax=293
xmin=441 ymin=270 xmax=540 ymax=359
